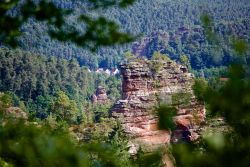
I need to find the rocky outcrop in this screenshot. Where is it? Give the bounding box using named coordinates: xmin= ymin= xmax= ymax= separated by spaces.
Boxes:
xmin=0 ymin=92 xmax=28 ymax=120
xmin=132 ymin=31 xmax=169 ymax=58
xmin=4 ymin=107 xmax=28 ymax=120
xmin=111 ymin=59 xmax=205 ymax=151
xmin=91 ymin=86 xmax=109 ymax=104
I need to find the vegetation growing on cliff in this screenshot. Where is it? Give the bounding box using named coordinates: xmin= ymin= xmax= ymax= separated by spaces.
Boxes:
xmin=0 ymin=0 xmax=250 ymax=166
xmin=170 ymin=64 xmax=250 ymax=167
xmin=159 ymin=16 xmax=250 ymax=167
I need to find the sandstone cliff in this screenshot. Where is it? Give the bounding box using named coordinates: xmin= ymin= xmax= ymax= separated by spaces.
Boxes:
xmin=91 ymin=86 xmax=109 ymax=104
xmin=111 ymin=59 xmax=205 ymax=151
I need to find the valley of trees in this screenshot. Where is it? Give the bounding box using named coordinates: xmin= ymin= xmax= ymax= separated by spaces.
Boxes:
xmin=132 ymin=20 xmax=249 ymax=70
xmin=0 ymin=48 xmax=121 ymax=122
xmin=0 ymin=0 xmax=250 ymax=167
xmin=17 ymin=0 xmax=250 ymax=70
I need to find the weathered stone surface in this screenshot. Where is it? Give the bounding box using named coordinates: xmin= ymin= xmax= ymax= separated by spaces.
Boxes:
xmin=132 ymin=31 xmax=169 ymax=58
xmin=91 ymin=86 xmax=109 ymax=104
xmin=4 ymin=107 xmax=28 ymax=119
xmin=111 ymin=59 xmax=205 ymax=150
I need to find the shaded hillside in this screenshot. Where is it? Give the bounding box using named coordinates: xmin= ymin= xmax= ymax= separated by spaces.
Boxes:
xmin=17 ymin=0 xmax=250 ymax=69
xmin=0 ymin=48 xmax=121 ymax=118
xmin=132 ymin=19 xmax=250 ymax=70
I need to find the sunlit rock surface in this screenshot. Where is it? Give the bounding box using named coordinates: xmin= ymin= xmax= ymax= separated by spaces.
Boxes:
xmin=91 ymin=86 xmax=109 ymax=104
xmin=111 ymin=59 xmax=205 ymax=151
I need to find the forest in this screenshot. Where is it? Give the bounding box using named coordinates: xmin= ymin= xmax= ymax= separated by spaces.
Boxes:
xmin=0 ymin=0 xmax=250 ymax=166
xmin=17 ymin=0 xmax=250 ymax=69
xmin=0 ymin=47 xmax=121 ymax=123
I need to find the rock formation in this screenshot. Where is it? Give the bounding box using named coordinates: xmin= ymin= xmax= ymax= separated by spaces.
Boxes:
xmin=4 ymin=107 xmax=28 ymax=120
xmin=0 ymin=92 xmax=28 ymax=120
xmin=111 ymin=59 xmax=205 ymax=151
xmin=132 ymin=31 xmax=169 ymax=58
xmin=91 ymin=86 xmax=109 ymax=104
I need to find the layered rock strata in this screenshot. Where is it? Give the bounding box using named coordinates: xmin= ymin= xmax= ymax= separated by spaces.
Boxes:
xmin=91 ymin=86 xmax=109 ymax=104
xmin=111 ymin=59 xmax=205 ymax=149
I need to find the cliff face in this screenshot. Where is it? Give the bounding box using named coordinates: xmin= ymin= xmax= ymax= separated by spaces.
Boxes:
xmin=91 ymin=86 xmax=109 ymax=104
xmin=132 ymin=31 xmax=169 ymax=58
xmin=111 ymin=59 xmax=205 ymax=150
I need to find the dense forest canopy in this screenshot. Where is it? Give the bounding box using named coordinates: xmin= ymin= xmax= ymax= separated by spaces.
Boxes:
xmin=0 ymin=48 xmax=121 ymax=120
xmin=0 ymin=0 xmax=250 ymax=166
xmin=16 ymin=0 xmax=250 ymax=69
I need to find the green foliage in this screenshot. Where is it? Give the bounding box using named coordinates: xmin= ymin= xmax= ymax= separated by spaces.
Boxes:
xmin=193 ymin=66 xmax=228 ymax=78
xmin=0 ymin=120 xmax=131 ymax=167
xmin=151 ymin=51 xmax=170 ymax=61
xmin=232 ymin=38 xmax=248 ymax=55
xmin=0 ymin=93 xmax=12 ymax=109
xmin=105 ymin=76 xmax=122 ymax=101
xmin=87 ymin=0 xmax=135 ymax=9
xmin=171 ymin=92 xmax=192 ymax=107
xmin=201 ymin=14 xmax=218 ymax=43
xmin=50 ymin=91 xmax=79 ymax=123
xmin=153 ymin=80 xmax=161 ymax=89
xmin=124 ymin=51 xmax=137 ymax=63
xmin=132 ymin=16 xmax=249 ymax=72
xmin=192 ymin=78 xmax=208 ymax=102
xmin=0 ymin=158 xmax=13 ymax=167
xmin=10 ymin=0 xmax=249 ymax=70
xmin=149 ymin=51 xmax=170 ymax=73
xmin=1 ymin=1 xmax=250 ymax=166
xmin=0 ymin=0 xmax=135 ymax=49
xmin=0 ymin=48 xmax=122 ymax=120
xmin=0 ymin=121 xmax=84 ymax=167
xmin=155 ymin=92 xmax=192 ymax=131
xmin=172 ymin=64 xmax=250 ymax=167
xmin=157 ymin=105 xmax=177 ymax=131
xmin=136 ymin=151 xmax=163 ymax=167
xmin=0 ymin=92 xmax=27 ymax=112
xmin=180 ymin=55 xmax=190 ymax=69
xmin=81 ymin=118 xmax=118 ymax=143
xmin=169 ymin=11 xmax=250 ymax=166
xmin=91 ymin=103 xmax=112 ymax=123
xmin=108 ymin=123 xmax=132 ymax=166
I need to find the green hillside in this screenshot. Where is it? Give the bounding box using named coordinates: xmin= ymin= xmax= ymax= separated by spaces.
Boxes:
xmin=17 ymin=0 xmax=250 ymax=69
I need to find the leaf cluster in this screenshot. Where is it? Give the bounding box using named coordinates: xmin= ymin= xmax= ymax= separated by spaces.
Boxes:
xmin=0 ymin=0 xmax=136 ymax=50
